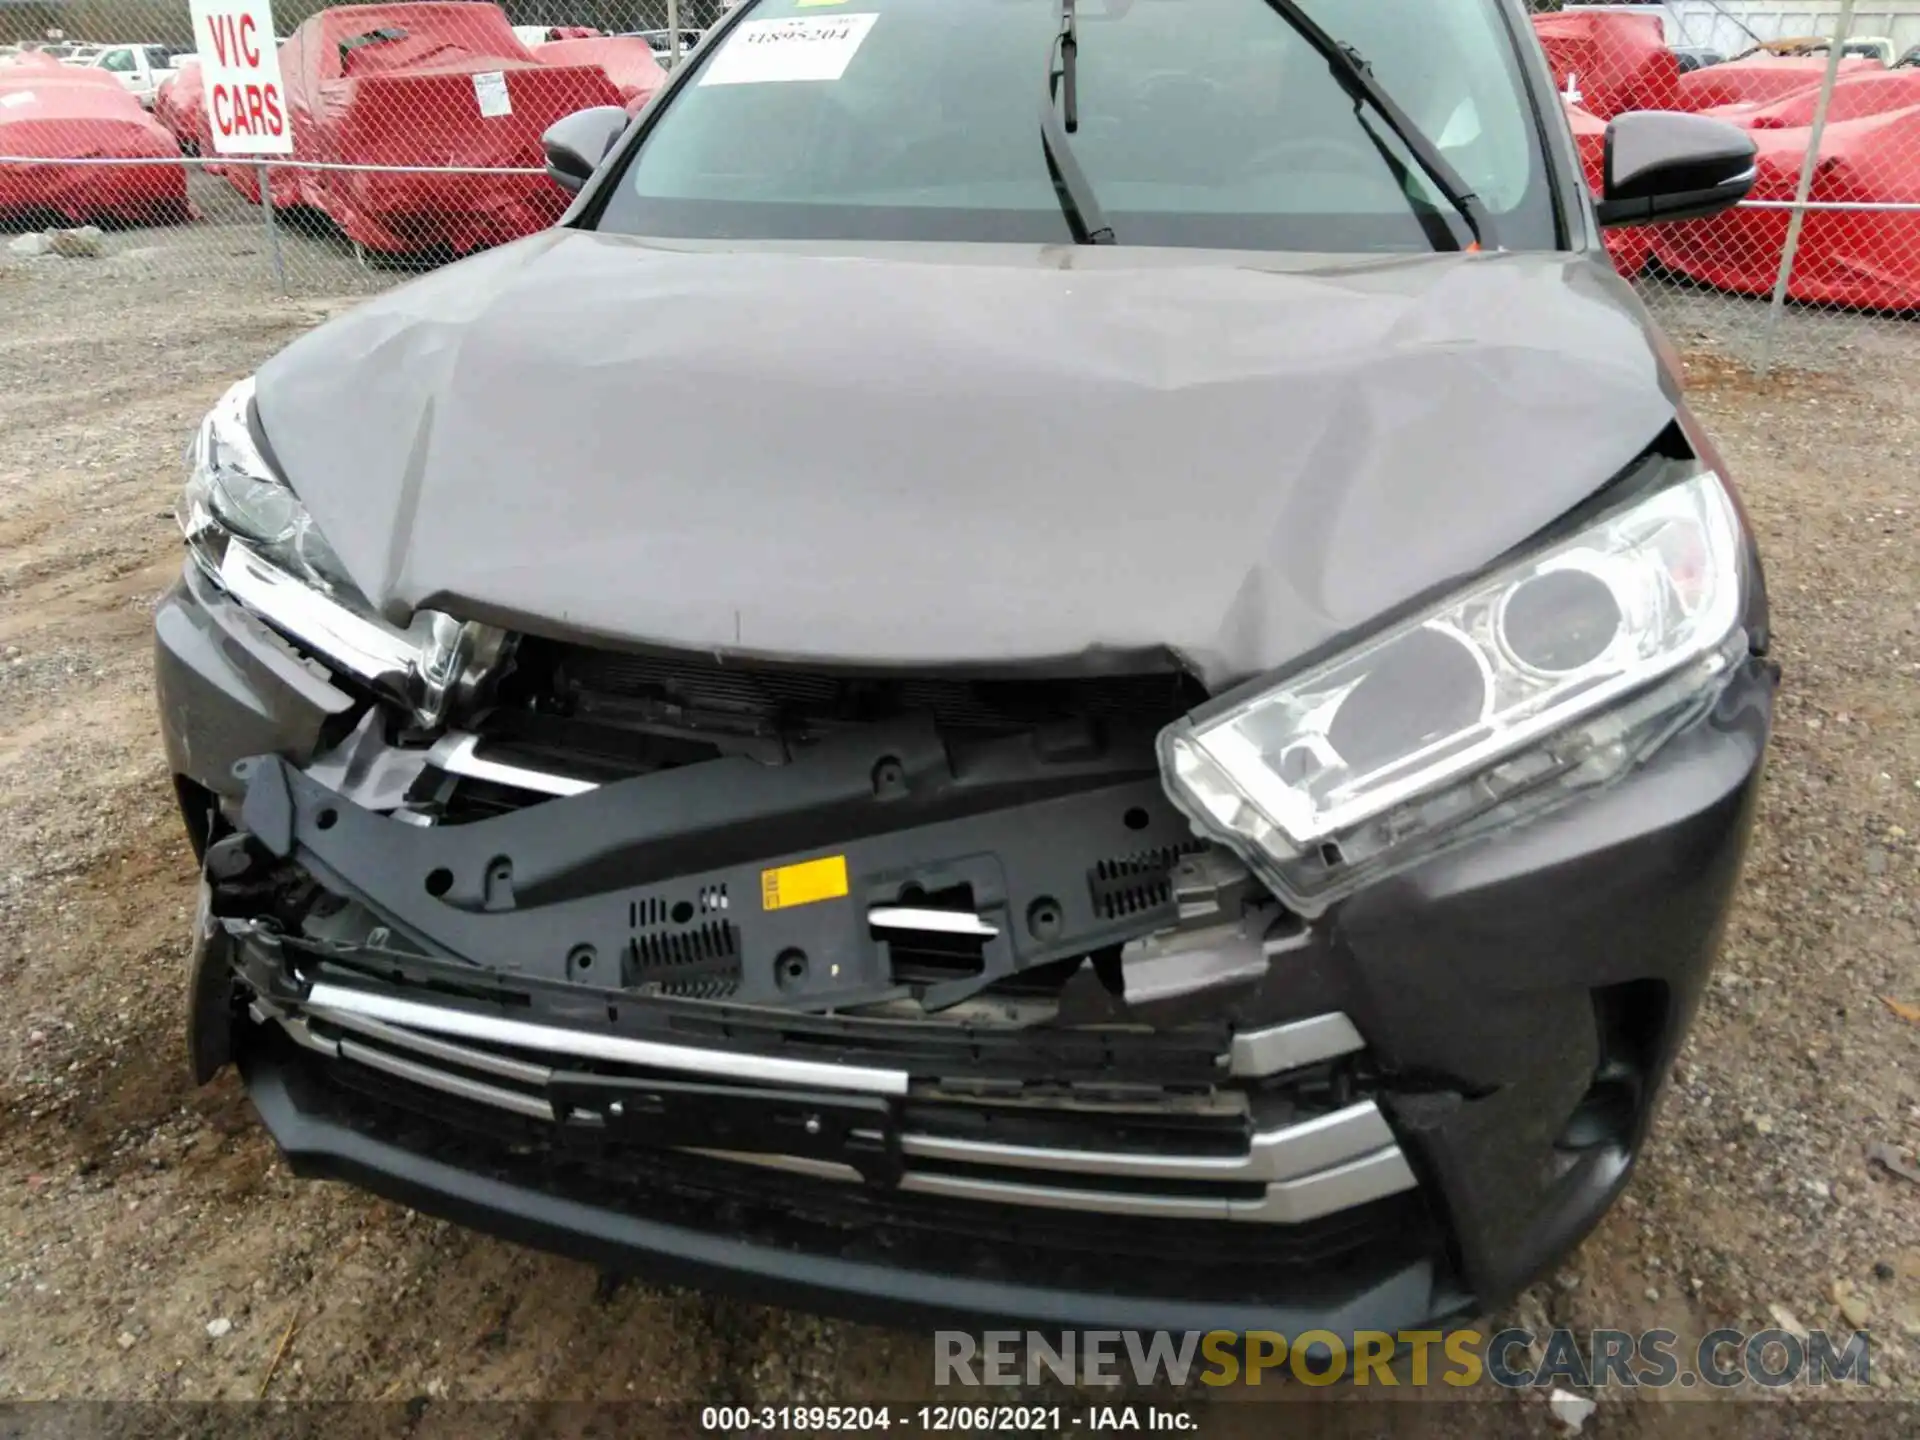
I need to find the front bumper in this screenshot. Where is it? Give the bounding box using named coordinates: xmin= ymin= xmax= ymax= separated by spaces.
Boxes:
xmin=158 ymin=566 xmax=1776 ymax=1332
xmin=231 ymin=1011 xmax=1446 ymax=1333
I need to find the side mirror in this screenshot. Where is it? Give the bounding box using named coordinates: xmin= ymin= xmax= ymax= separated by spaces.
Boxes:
xmin=1597 ymin=111 xmax=1757 ymax=227
xmin=542 ymin=105 xmax=629 ymax=192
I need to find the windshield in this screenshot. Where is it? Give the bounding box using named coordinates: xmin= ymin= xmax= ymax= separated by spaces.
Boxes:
xmin=592 ymin=0 xmax=1555 ymax=252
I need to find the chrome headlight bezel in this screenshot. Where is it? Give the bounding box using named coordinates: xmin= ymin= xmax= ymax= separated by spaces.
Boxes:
xmin=180 ymin=377 xmax=505 ymax=728
xmin=1157 ymin=460 xmax=1751 ymax=916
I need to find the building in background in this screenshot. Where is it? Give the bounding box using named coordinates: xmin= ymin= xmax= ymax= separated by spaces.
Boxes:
xmin=0 ymin=2 xmax=71 ymax=49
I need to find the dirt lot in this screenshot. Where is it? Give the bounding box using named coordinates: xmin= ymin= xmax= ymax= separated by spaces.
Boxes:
xmin=0 ymin=252 xmax=1916 ymax=1434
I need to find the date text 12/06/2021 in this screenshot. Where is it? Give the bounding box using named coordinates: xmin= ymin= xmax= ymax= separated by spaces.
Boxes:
xmin=700 ymin=1408 xmax=1191 ymax=1432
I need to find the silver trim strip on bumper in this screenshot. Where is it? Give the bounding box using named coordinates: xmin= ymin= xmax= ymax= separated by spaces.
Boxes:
xmin=302 ymin=982 xmax=910 ymax=1097
xmin=897 ymin=1146 xmax=1417 ymax=1225
xmin=685 ymin=1149 xmax=867 ymax=1182
xmin=898 ymin=1101 xmax=1394 ymax=1186
xmin=305 ymin=1004 xmax=557 ymax=1086
xmin=336 ymin=1036 xmax=557 ymax=1121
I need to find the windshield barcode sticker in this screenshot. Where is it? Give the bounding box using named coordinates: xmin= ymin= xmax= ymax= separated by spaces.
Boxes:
xmin=698 ymin=13 xmax=879 ymax=87
xmin=761 ymin=854 xmax=850 ymax=911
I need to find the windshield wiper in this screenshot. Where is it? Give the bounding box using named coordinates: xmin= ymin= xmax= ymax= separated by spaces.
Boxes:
xmin=1254 ymin=0 xmax=1495 ymax=252
xmin=1040 ymin=0 xmax=1116 ymax=245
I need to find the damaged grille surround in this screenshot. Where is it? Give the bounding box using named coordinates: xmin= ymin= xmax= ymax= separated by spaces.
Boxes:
xmin=203 ymin=640 xmax=1422 ymax=1244
xmin=235 ymin=965 xmax=1417 ymax=1230
xmin=244 ymin=1017 xmax=1443 ymax=1313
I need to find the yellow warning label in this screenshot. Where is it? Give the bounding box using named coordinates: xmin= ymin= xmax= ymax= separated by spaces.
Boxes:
xmin=761 ymin=854 xmax=849 ymax=911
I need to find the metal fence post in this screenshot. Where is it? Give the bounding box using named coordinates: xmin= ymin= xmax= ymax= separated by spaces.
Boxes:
xmin=258 ymin=160 xmax=287 ymax=294
xmin=1757 ymin=0 xmax=1856 ymax=376
xmin=669 ymin=0 xmax=682 ymax=67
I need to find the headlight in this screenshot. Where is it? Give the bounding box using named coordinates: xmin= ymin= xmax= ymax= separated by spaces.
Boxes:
xmin=179 ymin=376 xmax=352 ymax=595
xmin=179 ymin=377 xmax=505 ymax=727
xmin=1158 ymin=464 xmax=1750 ymax=915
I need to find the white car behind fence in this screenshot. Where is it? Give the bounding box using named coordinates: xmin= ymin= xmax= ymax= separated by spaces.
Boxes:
xmin=78 ymin=44 xmax=180 ymax=109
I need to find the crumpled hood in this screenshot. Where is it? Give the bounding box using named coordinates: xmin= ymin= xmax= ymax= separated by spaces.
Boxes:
xmin=254 ymin=231 xmax=1676 ymax=690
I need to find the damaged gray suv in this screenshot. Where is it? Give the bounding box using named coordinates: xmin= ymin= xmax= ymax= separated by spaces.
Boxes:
xmin=158 ymin=0 xmax=1776 ymax=1335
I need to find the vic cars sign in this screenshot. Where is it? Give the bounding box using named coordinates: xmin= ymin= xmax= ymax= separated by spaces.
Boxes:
xmin=189 ymin=0 xmax=293 ymax=155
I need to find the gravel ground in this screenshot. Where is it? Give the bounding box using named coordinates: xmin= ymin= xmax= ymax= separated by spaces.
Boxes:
xmin=1 ymin=168 xmax=445 ymax=295
xmin=0 ymin=242 xmax=1916 ymax=1436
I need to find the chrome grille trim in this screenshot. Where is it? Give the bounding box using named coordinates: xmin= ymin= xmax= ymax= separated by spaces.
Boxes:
xmin=898 ymin=1100 xmax=1393 ymax=1185
xmin=267 ymin=1007 xmax=339 ymax=1058
xmin=307 ymin=1005 xmax=556 ymax=1086
xmin=899 ymin=1146 xmax=1416 ymax=1224
xmin=220 ymin=542 xmax=417 ymax=685
xmin=336 ymin=1036 xmax=556 ymax=1121
xmin=1229 ymin=1013 xmax=1365 ymax=1078
xmin=303 ymin=982 xmax=909 ymax=1096
xmin=262 ymin=997 xmax=1412 ymax=1226
xmin=686 ymin=1149 xmax=867 ymax=1182
xmin=425 ymin=730 xmax=599 ymax=798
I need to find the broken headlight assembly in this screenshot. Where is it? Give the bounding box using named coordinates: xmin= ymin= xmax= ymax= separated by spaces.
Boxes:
xmin=177 ymin=376 xmax=506 ymax=727
xmin=1158 ymin=463 xmax=1750 ymax=916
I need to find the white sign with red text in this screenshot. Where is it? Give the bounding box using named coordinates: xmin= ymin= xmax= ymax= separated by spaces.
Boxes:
xmin=189 ymin=0 xmax=292 ymax=155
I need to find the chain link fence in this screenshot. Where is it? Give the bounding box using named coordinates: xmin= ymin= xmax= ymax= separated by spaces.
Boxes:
xmin=1 ymin=0 xmax=731 ymax=293
xmin=3 ymin=0 xmax=1918 ymax=373
xmin=1535 ymin=0 xmax=1920 ymax=372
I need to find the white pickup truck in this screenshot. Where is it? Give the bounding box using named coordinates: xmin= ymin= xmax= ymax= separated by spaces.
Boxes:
xmin=80 ymin=44 xmax=182 ymax=109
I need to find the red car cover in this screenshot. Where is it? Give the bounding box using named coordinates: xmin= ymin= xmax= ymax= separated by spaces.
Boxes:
xmin=1532 ymin=12 xmax=1679 ymax=120
xmin=535 ymin=37 xmax=666 ymax=114
xmin=2 ymin=54 xmax=125 ymax=95
xmin=251 ymin=2 xmax=623 ymax=254
xmin=2 ymin=52 xmax=117 ymax=82
xmin=1652 ymin=105 xmax=1920 ymax=311
xmin=0 ymin=71 xmax=188 ymax=224
xmin=1676 ymin=55 xmax=1878 ymax=112
xmin=154 ymin=58 xmax=210 ymax=155
xmin=1565 ymin=102 xmax=1654 ymax=278
xmin=1730 ymin=66 xmax=1920 ymax=128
